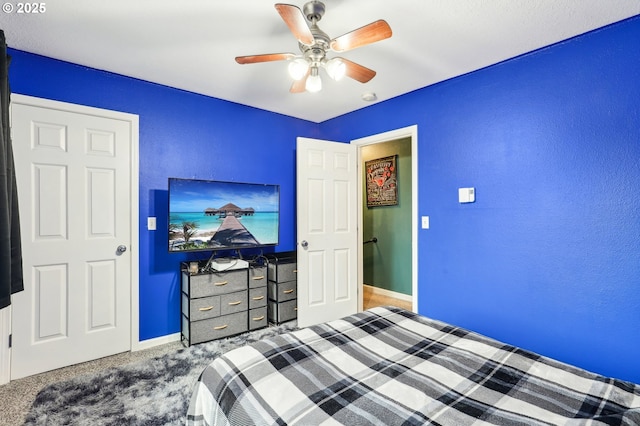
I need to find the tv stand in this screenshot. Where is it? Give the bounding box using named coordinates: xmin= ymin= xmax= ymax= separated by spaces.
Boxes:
xmin=180 ymin=257 xmax=268 ymax=346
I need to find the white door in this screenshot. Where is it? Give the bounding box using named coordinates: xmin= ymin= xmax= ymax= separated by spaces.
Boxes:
xmin=296 ymin=137 xmax=358 ymax=327
xmin=10 ymin=97 xmax=134 ymax=379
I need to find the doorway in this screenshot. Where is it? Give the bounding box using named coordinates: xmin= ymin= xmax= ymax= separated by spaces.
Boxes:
xmin=361 ymin=137 xmax=412 ymax=310
xmin=352 ymin=125 xmax=418 ymax=313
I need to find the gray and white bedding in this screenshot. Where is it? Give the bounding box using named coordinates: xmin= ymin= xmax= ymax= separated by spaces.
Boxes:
xmin=186 ymin=306 xmax=640 ymax=425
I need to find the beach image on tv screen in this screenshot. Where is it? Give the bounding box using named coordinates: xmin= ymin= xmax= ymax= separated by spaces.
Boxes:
xmin=168 ymin=178 xmax=279 ymax=252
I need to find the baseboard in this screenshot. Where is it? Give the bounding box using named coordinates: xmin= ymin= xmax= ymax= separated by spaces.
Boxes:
xmin=363 ymin=284 xmax=412 ymax=302
xmin=132 ymin=332 xmax=181 ymax=352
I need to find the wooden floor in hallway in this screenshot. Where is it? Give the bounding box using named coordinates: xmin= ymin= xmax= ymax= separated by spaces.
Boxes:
xmin=362 ymin=285 xmax=412 ymax=311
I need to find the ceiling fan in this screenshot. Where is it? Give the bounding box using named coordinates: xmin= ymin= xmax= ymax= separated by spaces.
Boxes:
xmin=235 ymin=1 xmax=392 ymax=93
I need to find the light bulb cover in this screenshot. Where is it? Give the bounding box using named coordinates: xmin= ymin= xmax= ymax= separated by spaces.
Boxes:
xmin=325 ymin=58 xmax=346 ymax=81
xmin=305 ymin=74 xmax=322 ymax=92
xmin=288 ymin=59 xmax=309 ymax=81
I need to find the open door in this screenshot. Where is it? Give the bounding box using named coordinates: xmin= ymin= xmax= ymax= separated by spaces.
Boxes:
xmin=296 ymin=137 xmax=358 ymax=327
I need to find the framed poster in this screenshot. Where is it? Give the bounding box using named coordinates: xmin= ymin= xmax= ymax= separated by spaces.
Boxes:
xmin=365 ymin=155 xmax=398 ymax=207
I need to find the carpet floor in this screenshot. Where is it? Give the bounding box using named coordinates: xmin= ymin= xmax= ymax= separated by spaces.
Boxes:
xmin=10 ymin=323 xmax=296 ymax=425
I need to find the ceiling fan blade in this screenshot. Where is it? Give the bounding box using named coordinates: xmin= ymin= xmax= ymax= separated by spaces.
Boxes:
xmin=341 ymin=58 xmax=376 ymax=83
xmin=290 ymin=71 xmax=310 ymax=93
xmin=275 ymin=3 xmax=314 ymax=46
xmin=235 ymin=53 xmax=295 ymax=64
xmin=330 ymin=20 xmax=392 ymax=52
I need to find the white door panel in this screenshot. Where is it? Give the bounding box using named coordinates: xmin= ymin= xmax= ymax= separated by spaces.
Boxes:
xmin=296 ymin=138 xmax=357 ymax=327
xmin=10 ymin=99 xmax=133 ymax=379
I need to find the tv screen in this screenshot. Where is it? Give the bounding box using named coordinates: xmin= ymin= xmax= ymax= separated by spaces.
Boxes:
xmin=168 ymin=178 xmax=280 ymax=252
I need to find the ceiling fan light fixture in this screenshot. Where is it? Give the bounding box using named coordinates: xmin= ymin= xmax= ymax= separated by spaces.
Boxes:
xmin=306 ymin=67 xmax=322 ymax=92
xmin=236 ymin=2 xmax=392 ymax=94
xmin=325 ymin=58 xmax=346 ymax=81
xmin=288 ymin=58 xmax=309 ymax=80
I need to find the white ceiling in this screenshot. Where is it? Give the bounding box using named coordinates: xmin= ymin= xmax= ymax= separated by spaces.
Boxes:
xmin=2 ymin=0 xmax=639 ymax=122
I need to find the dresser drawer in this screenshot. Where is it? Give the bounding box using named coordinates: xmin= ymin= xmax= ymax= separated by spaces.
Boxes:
xmin=182 ymin=269 xmax=247 ymax=298
xmin=248 ymin=266 xmax=267 ymax=289
xmin=182 ymin=294 xmax=220 ymax=321
xmin=268 ymin=281 xmax=296 ymax=302
xmin=249 ymin=307 xmax=268 ymax=330
xmin=249 ymin=287 xmax=267 ymax=309
xmin=184 ymin=311 xmax=248 ymax=345
xmin=268 ymin=299 xmax=297 ymax=323
xmin=219 ymin=290 xmax=247 ymax=316
xmin=267 ymin=261 xmax=297 ymax=283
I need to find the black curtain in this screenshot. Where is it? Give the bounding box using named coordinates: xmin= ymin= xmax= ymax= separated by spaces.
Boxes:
xmin=0 ymin=30 xmax=23 ymax=310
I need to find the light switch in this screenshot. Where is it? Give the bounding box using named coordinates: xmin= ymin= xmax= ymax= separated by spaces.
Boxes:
xmin=147 ymin=217 xmax=156 ymax=231
xmin=421 ymin=216 xmax=430 ymax=229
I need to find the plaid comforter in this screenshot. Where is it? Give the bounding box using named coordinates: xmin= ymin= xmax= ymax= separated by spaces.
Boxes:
xmin=186 ymin=307 xmax=640 ymax=425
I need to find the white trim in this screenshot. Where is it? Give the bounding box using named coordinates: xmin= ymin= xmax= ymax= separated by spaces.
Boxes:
xmin=363 ymin=284 xmax=412 ymax=302
xmin=6 ymin=95 xmax=141 ymax=378
xmin=128 ymin=107 xmax=141 ymax=352
xmin=351 ymin=125 xmax=419 ymax=313
xmin=0 ymin=306 xmax=10 ymax=385
xmin=133 ymin=332 xmax=181 ymax=352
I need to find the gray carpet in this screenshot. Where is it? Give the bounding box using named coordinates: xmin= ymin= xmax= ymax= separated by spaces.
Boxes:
xmin=24 ymin=323 xmax=297 ymax=425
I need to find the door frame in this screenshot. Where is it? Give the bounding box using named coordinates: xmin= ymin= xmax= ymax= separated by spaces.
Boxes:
xmin=351 ymin=125 xmax=418 ymax=312
xmin=0 ymin=94 xmax=140 ymax=383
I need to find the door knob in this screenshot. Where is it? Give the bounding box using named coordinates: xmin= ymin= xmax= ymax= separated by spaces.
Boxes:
xmin=300 ymin=240 xmax=309 ymax=249
xmin=117 ymin=245 xmax=127 ymax=254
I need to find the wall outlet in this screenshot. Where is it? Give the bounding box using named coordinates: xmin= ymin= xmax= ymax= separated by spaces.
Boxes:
xmin=147 ymin=217 xmax=156 ymax=231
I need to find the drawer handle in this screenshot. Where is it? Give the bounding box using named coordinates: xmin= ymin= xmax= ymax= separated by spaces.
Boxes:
xmin=252 ymin=315 xmax=265 ymax=321
xmin=252 ymin=296 xmax=264 ymax=301
xmin=293 ymin=270 xmax=298 ymax=273
xmin=283 ymin=289 xmax=294 ymax=294
xmin=214 ymin=281 xmax=228 ymax=286
xmin=213 ymin=325 xmax=228 ymax=330
xmin=252 ymin=276 xmax=265 ymax=280
xmin=198 ymin=306 xmax=214 ymax=311
xmin=228 ymin=301 xmax=242 ymax=306
xmin=294 ymin=307 xmax=298 ymax=311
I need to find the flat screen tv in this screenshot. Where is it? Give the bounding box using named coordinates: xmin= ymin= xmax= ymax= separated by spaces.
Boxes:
xmin=168 ymin=178 xmax=280 ymax=252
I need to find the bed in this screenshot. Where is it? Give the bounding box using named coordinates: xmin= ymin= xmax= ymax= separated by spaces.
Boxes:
xmin=186 ymin=306 xmax=640 ymax=425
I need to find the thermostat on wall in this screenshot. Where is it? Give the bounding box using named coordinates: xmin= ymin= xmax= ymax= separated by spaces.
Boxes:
xmin=458 ymin=187 xmax=475 ymax=203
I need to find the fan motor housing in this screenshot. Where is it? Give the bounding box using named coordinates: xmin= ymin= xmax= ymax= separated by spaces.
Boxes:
xmin=301 ymin=45 xmax=326 ymax=65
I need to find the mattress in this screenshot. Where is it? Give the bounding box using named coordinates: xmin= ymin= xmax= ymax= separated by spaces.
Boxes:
xmin=186 ymin=306 xmax=640 ymax=425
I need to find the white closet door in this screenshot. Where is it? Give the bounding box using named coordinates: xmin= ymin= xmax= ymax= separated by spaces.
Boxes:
xmin=10 ymin=96 xmax=135 ymax=379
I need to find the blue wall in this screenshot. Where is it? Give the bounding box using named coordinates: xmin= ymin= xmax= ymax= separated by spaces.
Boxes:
xmin=7 ymin=49 xmax=320 ymax=340
xmin=320 ymin=16 xmax=640 ymax=383
xmin=7 ymin=15 xmax=640 ymax=383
